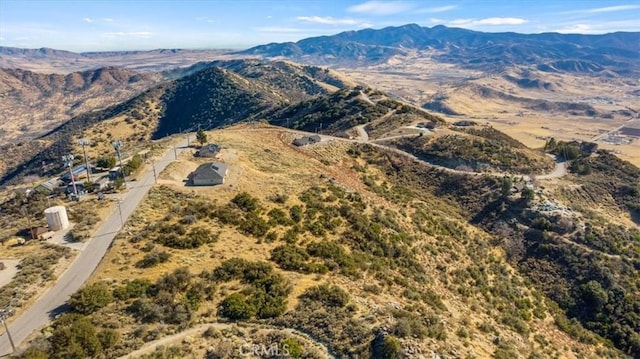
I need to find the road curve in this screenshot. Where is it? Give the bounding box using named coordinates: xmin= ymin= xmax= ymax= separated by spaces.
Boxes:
xmin=0 ymin=138 xmax=189 ymax=356
xmin=240 ymin=125 xmax=568 ymax=181
xmin=535 ymin=155 xmax=567 ymax=180
xmin=118 ymin=323 xmax=333 ymax=359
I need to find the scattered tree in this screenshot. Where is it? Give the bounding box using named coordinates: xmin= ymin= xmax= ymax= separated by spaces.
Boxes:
xmin=219 ymin=293 xmax=256 ymax=320
xmin=197 ymin=129 xmax=208 ymax=146
xmin=68 ymin=282 xmax=113 ymax=315
xmin=96 ymin=156 xmax=117 ymax=169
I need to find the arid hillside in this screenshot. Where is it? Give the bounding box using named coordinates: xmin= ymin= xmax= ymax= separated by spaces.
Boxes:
xmin=9 ymin=124 xmax=635 ymax=358
xmin=0 ymin=67 xmax=163 ymax=143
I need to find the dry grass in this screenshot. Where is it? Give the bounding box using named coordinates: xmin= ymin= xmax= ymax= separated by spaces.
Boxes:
xmin=84 ymin=125 xmax=613 ymax=358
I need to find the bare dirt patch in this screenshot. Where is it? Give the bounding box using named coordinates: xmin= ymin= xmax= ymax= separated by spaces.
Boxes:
xmin=0 ymin=259 xmax=20 ymax=288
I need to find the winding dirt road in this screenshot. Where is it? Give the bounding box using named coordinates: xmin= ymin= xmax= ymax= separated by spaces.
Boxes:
xmin=119 ymin=323 xmax=333 ymax=359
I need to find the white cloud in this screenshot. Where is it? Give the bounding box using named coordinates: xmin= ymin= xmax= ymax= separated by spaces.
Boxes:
xmin=347 ymin=1 xmax=414 ymax=15
xmin=554 ymin=23 xmax=592 ymax=33
xmin=0 ymin=37 xmax=4 ymax=41
xmin=296 ymin=16 xmax=360 ymax=25
xmin=584 ymin=4 xmax=640 ymax=13
xmin=82 ymin=17 xmax=93 ymax=23
xmin=553 ymin=20 xmax=640 ymax=34
xmin=102 ymin=31 xmax=153 ymax=38
xmin=103 ymin=18 xmax=114 ymax=22
xmin=417 ymin=5 xmax=458 ymax=14
xmin=256 ymin=26 xmax=304 ymax=33
xmin=449 ymin=17 xmax=528 ymax=26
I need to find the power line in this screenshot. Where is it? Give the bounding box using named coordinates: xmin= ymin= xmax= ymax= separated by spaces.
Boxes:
xmin=62 ymin=154 xmax=78 ymax=198
xmin=0 ymin=308 xmax=16 ymax=354
xmin=77 ymin=139 xmax=92 ymax=182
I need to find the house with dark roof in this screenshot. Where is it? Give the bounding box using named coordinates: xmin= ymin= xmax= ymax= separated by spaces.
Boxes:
xmin=196 ymin=144 xmax=221 ymax=158
xmin=293 ymin=135 xmax=321 ymax=147
xmin=191 ymin=162 xmax=228 ymax=186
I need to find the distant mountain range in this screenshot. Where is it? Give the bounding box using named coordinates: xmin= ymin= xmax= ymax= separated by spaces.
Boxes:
xmin=242 ymin=24 xmax=640 ymax=74
xmin=0 ymin=46 xmax=229 ymax=73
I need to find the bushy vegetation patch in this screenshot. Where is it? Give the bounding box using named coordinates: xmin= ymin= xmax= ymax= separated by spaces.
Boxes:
xmin=206 ymin=259 xmax=291 ymax=320
xmin=395 ymin=134 xmax=552 ymax=174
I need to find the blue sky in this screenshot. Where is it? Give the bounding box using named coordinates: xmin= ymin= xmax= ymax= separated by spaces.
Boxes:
xmin=1 ymin=0 xmax=639 ymax=51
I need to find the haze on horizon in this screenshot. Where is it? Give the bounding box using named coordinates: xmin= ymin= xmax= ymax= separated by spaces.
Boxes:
xmin=1 ymin=0 xmax=639 ymax=52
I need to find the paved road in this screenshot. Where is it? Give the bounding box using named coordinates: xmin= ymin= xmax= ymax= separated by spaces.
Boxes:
xmin=0 ymin=139 xmax=189 ymax=356
xmin=591 ymin=118 xmax=638 ymax=142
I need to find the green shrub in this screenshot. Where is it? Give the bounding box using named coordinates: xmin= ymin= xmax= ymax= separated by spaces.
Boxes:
xmin=219 ymin=293 xmax=257 ymax=320
xmin=271 ymin=244 xmax=312 ymax=272
xmin=281 ymin=338 xmax=303 ymax=358
xmin=113 ymin=278 xmax=152 ymax=300
xmin=238 ymin=213 xmax=269 ymax=237
xmin=392 ymin=315 xmax=427 ymax=339
xmin=213 ymin=204 xmax=244 ymax=225
xmin=135 ymin=250 xmax=171 ymax=268
xmin=68 ymin=282 xmax=113 ymax=315
xmin=156 ymin=226 xmax=216 ymax=249
xmin=232 ymin=192 xmax=261 ymax=213
xmin=97 ymin=329 xmax=120 ymax=349
xmin=268 ymin=208 xmax=294 ymax=226
xmin=300 ymin=284 xmax=349 ymax=308
xmin=371 ymin=333 xmax=401 ymax=359
xmin=49 ymin=314 xmax=102 ymax=359
xmin=290 ymin=205 xmax=304 ymax=223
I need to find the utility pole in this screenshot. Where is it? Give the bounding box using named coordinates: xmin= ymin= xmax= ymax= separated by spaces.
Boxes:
xmin=151 ymin=161 xmax=157 ymax=184
xmin=77 ymin=138 xmax=92 ymax=182
xmin=111 ymin=140 xmax=126 ymax=188
xmin=62 ymin=154 xmax=78 ymax=198
xmin=0 ymin=308 xmax=16 ymax=354
xmin=116 ymin=199 xmax=124 ymax=228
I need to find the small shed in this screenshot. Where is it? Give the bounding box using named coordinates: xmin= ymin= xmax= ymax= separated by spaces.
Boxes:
xmin=293 ymin=135 xmax=321 ymax=147
xmin=196 ymin=144 xmax=221 ymax=158
xmin=30 ymin=227 xmax=54 ymax=240
xmin=191 ymin=162 xmax=228 ymax=186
